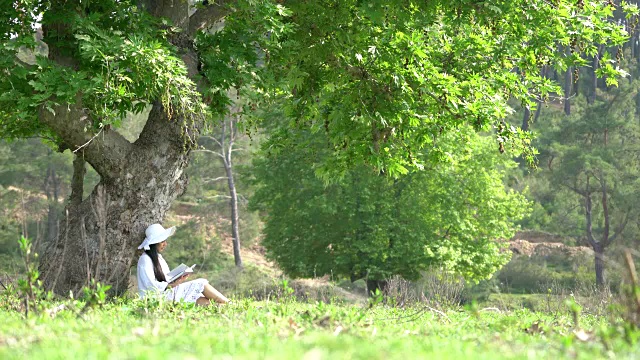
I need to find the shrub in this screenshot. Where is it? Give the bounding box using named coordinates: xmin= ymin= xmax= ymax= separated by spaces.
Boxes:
xmin=497 ymin=255 xmax=596 ymax=294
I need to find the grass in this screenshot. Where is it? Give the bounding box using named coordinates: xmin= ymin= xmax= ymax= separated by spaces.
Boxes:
xmin=1 ymin=295 xmax=639 ymax=360
xmin=1 ymin=234 xmax=638 ymax=359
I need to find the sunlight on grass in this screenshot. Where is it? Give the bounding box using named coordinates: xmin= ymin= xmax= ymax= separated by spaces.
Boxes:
xmin=1 ymin=297 xmax=638 ymax=359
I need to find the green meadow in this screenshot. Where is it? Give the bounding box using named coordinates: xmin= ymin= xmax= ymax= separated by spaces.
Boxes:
xmin=1 ymin=296 xmax=638 ymax=360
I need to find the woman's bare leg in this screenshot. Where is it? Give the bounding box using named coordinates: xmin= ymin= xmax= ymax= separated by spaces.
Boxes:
xmin=203 ymin=283 xmax=229 ymax=304
xmin=195 ymin=297 xmax=211 ymax=306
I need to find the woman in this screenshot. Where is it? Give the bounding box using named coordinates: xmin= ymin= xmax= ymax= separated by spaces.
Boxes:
xmin=136 ymin=223 xmax=229 ymax=306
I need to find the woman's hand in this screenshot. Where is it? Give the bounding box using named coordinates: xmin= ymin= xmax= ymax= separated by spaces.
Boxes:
xmin=168 ymin=274 xmax=190 ymax=288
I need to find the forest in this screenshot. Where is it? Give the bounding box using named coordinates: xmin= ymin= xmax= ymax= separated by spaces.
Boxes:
xmin=1 ymin=0 xmax=640 ymax=359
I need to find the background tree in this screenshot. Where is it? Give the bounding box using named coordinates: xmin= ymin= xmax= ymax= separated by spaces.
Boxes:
xmin=251 ymin=126 xmax=530 ymax=293
xmin=518 ymin=82 xmax=640 ymax=288
xmin=0 ymin=139 xmax=78 ymax=245
xmin=197 ymin=110 xmax=245 ymax=268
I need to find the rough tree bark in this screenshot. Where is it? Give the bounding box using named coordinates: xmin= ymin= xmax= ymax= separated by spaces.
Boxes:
xmin=593 ymin=242 xmax=605 ymax=287
xmin=39 ymin=100 xmax=199 ymax=295
xmin=38 ymin=0 xmax=230 ymax=295
xmin=69 ymin=153 xmax=86 ymax=208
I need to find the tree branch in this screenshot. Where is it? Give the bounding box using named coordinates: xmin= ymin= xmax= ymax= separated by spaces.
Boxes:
xmin=605 ymin=211 xmax=631 ymax=248
xmin=206 ymin=194 xmax=232 ymax=199
xmin=200 ymin=135 xmax=224 ymax=149
xmin=188 ymin=0 xmax=237 ymax=36
xmin=194 ymin=148 xmax=225 ymax=159
xmin=559 ymin=181 xmax=587 ymax=196
xmin=203 ymin=176 xmax=228 ymax=183
xmin=134 ymin=100 xmax=203 ymax=158
xmin=37 ymin=98 xmax=133 ymax=178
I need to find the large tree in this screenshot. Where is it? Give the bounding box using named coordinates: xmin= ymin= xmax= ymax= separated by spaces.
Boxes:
xmin=1 ymin=1 xmax=635 ymax=295
xmin=1 ymin=0 xmax=284 ymax=295
xmin=251 ymin=126 xmax=529 ymax=293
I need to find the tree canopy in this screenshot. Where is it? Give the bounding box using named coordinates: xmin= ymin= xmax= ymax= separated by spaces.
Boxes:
xmin=251 ymin=126 xmax=529 ymax=282
xmin=262 ymin=0 xmax=637 ymax=177
xmin=2 ymin=1 xmax=636 ymax=170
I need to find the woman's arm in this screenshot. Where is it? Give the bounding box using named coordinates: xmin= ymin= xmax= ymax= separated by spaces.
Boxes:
xmin=167 ymin=274 xmax=191 ymax=288
xmin=158 ymin=254 xmax=191 ymax=288
xmin=138 ymin=255 xmax=168 ymax=293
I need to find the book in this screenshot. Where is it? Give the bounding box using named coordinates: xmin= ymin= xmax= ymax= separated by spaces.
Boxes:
xmin=166 ymin=263 xmax=197 ymax=284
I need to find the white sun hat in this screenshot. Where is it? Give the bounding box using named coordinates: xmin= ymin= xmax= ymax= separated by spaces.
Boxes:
xmin=138 ymin=224 xmax=176 ymax=250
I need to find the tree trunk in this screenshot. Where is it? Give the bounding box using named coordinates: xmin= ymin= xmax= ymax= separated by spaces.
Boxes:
xmin=224 ymin=155 xmax=243 ymax=268
xmin=44 ymin=161 xmax=61 ymax=245
xmin=631 ymin=29 xmax=636 ymax=60
xmin=636 ymin=29 xmax=640 ymax=63
xmin=533 ymin=101 xmax=543 ymax=123
xmin=69 ymin=153 xmax=86 ymax=208
xmin=366 ymin=279 xmax=388 ymax=297
xmin=594 ymin=243 xmax=606 ymax=288
xmin=589 ymin=53 xmax=599 ymax=104
xmin=581 ymin=173 xmax=628 ymax=289
xmin=39 ymin=102 xmax=200 ymax=295
xmin=564 ymin=45 xmax=572 ymax=115
xmin=521 ymin=105 xmax=531 ymax=131
xmin=564 ymin=68 xmax=572 ymax=115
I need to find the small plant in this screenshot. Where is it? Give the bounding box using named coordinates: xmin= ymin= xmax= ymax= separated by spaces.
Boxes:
xmin=16 ymin=236 xmax=52 ymax=317
xmin=279 ymin=279 xmax=295 ymax=299
xmin=367 ymin=288 xmax=383 ymax=308
xmin=133 ymin=294 xmax=169 ymax=317
xmin=0 ymin=282 xmax=20 ymax=311
xmin=79 ymin=279 xmax=112 ymax=315
xmin=565 ymin=296 xmax=582 ymax=328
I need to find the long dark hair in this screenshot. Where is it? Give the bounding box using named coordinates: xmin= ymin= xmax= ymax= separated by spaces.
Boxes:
xmin=145 ymin=243 xmax=167 ymax=282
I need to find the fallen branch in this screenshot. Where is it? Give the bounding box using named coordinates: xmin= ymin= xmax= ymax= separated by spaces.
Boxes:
xmin=373 ymin=305 xmax=452 ymax=324
xmin=426 ymin=306 xmax=452 ymax=323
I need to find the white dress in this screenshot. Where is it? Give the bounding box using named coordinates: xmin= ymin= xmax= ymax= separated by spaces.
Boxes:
xmin=136 ymin=253 xmax=208 ymax=303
